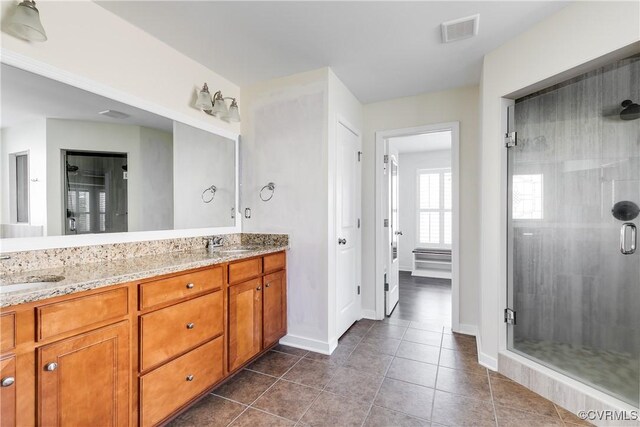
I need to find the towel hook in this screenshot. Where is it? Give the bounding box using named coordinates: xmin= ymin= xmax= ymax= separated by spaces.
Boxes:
xmin=201 ymin=185 xmax=217 ymax=203
xmin=260 ymin=182 xmax=276 ymax=202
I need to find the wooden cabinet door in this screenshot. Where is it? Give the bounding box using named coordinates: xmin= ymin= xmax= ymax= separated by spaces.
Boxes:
xmin=263 ymin=270 xmax=287 ymax=348
xmin=228 ymin=278 xmax=262 ymax=372
xmin=38 ymin=321 xmax=129 ymax=427
xmin=1 ymin=355 xmax=16 ymax=427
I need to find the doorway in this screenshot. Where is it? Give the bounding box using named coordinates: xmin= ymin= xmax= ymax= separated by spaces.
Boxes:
xmin=375 ymin=122 xmax=460 ymax=330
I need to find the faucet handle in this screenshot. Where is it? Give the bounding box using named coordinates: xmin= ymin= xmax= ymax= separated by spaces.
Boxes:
xmin=214 ymin=236 xmax=224 ymax=246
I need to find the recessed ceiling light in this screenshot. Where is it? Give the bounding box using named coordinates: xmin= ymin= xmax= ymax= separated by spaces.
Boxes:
xmin=99 ymin=109 xmax=130 ymax=119
xmin=441 ymin=14 xmax=479 ymax=43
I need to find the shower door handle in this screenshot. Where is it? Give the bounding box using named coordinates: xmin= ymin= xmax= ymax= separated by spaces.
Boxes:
xmin=620 ymin=222 xmax=637 ymax=255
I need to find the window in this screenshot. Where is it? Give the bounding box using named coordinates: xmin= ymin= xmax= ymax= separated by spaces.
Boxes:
xmin=512 ymin=174 xmax=543 ymax=219
xmin=418 ymin=169 xmax=451 ymax=247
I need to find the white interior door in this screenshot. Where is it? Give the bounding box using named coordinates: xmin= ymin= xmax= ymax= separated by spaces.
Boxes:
xmin=385 ymin=153 xmax=400 ymax=315
xmin=336 ymin=122 xmax=361 ymax=337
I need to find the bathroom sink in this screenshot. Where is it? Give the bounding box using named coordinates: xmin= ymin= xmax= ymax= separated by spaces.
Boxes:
xmin=217 ymin=248 xmax=256 ymax=254
xmin=1 ymin=275 xmax=65 ymax=292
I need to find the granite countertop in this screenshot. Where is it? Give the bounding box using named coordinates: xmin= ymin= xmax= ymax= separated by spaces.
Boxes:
xmin=0 ymin=244 xmax=288 ymax=308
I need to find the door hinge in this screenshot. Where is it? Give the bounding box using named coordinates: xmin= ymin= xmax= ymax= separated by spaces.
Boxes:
xmin=383 ymin=218 xmax=389 ymax=227
xmin=383 ymin=154 xmax=389 ymax=164
xmin=504 ymin=308 xmax=516 ymax=325
xmin=384 ymin=282 xmax=389 ymax=291
xmin=357 ymin=285 xmax=361 ymax=295
xmin=357 ymin=218 xmax=361 ymax=228
xmin=358 ymin=151 xmax=362 ymax=162
xmin=505 ymin=131 xmax=517 ymax=148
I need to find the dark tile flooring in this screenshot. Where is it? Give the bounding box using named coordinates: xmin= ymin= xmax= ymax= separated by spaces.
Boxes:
xmin=169 ymin=321 xmax=589 ymax=427
xmin=169 ymin=275 xmax=591 ymax=426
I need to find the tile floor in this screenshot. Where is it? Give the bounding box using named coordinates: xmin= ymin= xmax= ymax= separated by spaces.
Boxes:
xmin=169 ymin=319 xmax=592 ymax=426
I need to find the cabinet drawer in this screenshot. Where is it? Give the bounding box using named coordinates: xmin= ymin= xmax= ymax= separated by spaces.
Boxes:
xmin=36 ymin=288 xmax=128 ymax=341
xmin=228 ymin=258 xmax=262 ymax=284
xmin=139 ymin=267 xmax=223 ymax=310
xmin=0 ymin=355 xmax=16 ymax=427
xmin=140 ymin=291 xmax=223 ymax=371
xmin=140 ymin=337 xmax=224 ymax=427
xmin=263 ymin=252 xmax=286 ymax=273
xmin=0 ymin=313 xmax=15 ymax=352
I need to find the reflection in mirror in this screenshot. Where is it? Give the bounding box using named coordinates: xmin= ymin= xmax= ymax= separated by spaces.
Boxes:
xmin=0 ymin=63 xmax=237 ymax=239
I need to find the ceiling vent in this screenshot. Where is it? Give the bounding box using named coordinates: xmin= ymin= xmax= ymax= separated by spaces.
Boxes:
xmin=441 ymin=14 xmax=479 ymax=43
xmin=99 ymin=109 xmax=130 ymax=119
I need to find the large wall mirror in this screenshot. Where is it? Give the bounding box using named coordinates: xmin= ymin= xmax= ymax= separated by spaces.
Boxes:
xmin=0 ymin=63 xmax=239 ymax=249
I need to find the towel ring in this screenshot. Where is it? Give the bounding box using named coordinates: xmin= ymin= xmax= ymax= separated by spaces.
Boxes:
xmin=260 ymin=182 xmax=276 ymax=202
xmin=201 ymin=185 xmax=217 ymax=203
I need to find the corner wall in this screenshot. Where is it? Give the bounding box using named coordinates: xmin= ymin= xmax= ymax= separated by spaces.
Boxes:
xmin=362 ymin=85 xmax=480 ymax=329
xmin=478 ymin=0 xmax=640 ymax=368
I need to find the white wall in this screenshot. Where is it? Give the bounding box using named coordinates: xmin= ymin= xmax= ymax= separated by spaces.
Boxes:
xmin=241 ymin=68 xmax=330 ymax=349
xmin=0 ymin=119 xmax=47 ymax=236
xmin=397 ymin=149 xmax=451 ymax=270
xmin=362 ymin=85 xmax=480 ymax=328
xmin=173 ymin=122 xmax=236 ymax=229
xmin=241 ymin=67 xmax=362 ymax=352
xmin=45 ymin=119 xmax=172 ymax=235
xmin=478 ymin=1 xmax=640 ymax=367
xmin=0 ymin=0 xmax=239 ymax=136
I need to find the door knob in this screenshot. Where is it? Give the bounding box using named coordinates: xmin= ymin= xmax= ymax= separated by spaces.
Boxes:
xmin=394 ymin=231 xmax=403 ymax=236
xmin=45 ymin=362 xmax=58 ymax=371
xmin=186 ymin=283 xmax=194 ymax=289
xmin=265 ymin=283 xmax=271 ymax=288
xmin=186 ymin=375 xmax=194 ymax=381
xmin=338 ymin=238 xmax=347 ymax=245
xmin=1 ymin=377 xmax=15 ymax=387
xmin=186 ymin=322 xmax=195 ymax=329
xmin=256 ymin=286 xmax=262 ymax=291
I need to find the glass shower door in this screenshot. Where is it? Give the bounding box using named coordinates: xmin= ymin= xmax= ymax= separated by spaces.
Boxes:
xmin=507 ymin=56 xmax=640 ymax=406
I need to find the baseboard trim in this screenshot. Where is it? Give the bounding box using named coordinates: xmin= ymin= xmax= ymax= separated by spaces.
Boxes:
xmin=475 ymin=333 xmax=498 ymax=371
xmin=453 ymin=323 xmax=477 ymax=336
xmin=279 ymin=334 xmax=334 ymax=355
xmin=361 ymin=309 xmax=379 ymax=320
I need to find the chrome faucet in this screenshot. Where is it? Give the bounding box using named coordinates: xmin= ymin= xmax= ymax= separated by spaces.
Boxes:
xmin=205 ymin=236 xmax=224 ymax=251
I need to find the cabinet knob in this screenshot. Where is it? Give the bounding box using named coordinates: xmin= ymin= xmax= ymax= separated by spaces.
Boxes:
xmin=186 ymin=375 xmax=194 ymax=382
xmin=265 ymin=283 xmax=271 ymax=288
xmin=256 ymin=286 xmax=262 ymax=291
xmin=45 ymin=362 xmax=58 ymax=371
xmin=186 ymin=283 xmax=195 ymax=289
xmin=1 ymin=377 xmax=15 ymax=387
xmin=186 ymin=322 xmax=195 ymax=329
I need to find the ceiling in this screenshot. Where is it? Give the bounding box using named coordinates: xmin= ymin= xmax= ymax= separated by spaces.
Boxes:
xmin=1 ymin=64 xmax=173 ymax=132
xmin=97 ymin=1 xmax=568 ymax=103
xmin=390 ymin=131 xmax=451 ymax=153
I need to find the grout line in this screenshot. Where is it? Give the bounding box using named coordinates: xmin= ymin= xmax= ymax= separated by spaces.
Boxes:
xmin=359 ymin=326 xmax=406 ymax=427
xmin=428 ymin=326 xmax=445 ymax=423
xmin=224 ymin=355 xmax=306 ymax=426
xmin=486 ymin=368 xmax=499 ymax=427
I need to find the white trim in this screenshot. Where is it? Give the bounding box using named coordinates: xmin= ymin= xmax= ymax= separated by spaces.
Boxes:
xmin=476 ymin=332 xmax=499 ymax=371
xmin=374 ymin=122 xmax=461 ymax=334
xmin=279 ymin=334 xmax=336 ymax=356
xmin=456 ymin=323 xmax=477 ymax=336
xmin=0 ymin=49 xmax=242 ymax=253
xmin=360 ymin=309 xmax=377 ymax=320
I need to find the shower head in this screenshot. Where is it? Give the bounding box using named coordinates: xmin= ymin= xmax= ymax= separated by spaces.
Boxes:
xmin=620 ymin=100 xmax=640 ymax=120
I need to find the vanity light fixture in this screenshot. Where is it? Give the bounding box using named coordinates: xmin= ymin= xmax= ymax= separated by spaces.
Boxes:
xmin=6 ymin=0 xmax=47 ymax=42
xmin=195 ymin=83 xmax=241 ymax=123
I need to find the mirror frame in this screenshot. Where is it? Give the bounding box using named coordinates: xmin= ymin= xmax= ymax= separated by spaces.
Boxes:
xmin=0 ymin=50 xmax=241 ymax=252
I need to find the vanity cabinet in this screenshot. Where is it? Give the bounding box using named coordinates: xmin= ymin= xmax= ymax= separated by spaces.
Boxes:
xmin=0 ymin=250 xmax=287 ymax=427
xmin=227 ymin=254 xmax=287 ymax=372
xmin=228 ymin=277 xmax=263 ymax=371
xmin=38 ymin=321 xmax=130 ymax=427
